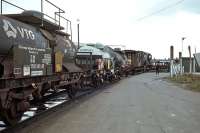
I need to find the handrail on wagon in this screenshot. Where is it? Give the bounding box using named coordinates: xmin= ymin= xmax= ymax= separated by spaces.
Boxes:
xmin=41 ymin=0 xmax=72 ymax=40
xmin=0 ymin=0 xmax=72 ymax=40
xmin=1 ymin=0 xmax=25 ymax=14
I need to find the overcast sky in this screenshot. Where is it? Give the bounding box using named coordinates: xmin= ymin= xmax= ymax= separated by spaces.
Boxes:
xmin=4 ymin=0 xmax=200 ymax=58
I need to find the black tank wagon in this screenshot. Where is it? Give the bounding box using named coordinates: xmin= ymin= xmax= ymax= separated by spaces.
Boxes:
xmin=0 ymin=0 xmax=83 ymax=126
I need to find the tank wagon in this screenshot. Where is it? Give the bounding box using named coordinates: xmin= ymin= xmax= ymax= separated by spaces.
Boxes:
xmin=88 ymin=44 xmax=126 ymax=77
xmin=76 ymin=45 xmax=110 ymax=71
xmin=0 ymin=0 xmax=84 ymax=125
xmin=75 ymin=45 xmax=109 ymax=87
xmin=76 ymin=44 xmax=122 ymax=82
xmin=114 ymin=48 xmax=129 ymax=75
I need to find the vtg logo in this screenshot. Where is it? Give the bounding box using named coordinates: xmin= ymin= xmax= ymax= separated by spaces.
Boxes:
xmin=2 ymin=19 xmax=35 ymax=40
xmin=3 ymin=19 xmax=17 ymax=38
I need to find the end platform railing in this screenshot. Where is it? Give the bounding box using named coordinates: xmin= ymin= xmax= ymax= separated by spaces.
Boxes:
xmin=0 ymin=0 xmax=72 ymax=40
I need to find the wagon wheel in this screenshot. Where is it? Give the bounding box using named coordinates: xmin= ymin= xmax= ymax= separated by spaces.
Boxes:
xmin=1 ymin=101 xmax=23 ymax=126
xmin=40 ymin=83 xmax=51 ymax=97
xmin=67 ymin=86 xmax=77 ymax=99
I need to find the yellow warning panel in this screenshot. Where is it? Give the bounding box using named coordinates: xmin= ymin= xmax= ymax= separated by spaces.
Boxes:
xmin=55 ymin=51 xmax=63 ymax=72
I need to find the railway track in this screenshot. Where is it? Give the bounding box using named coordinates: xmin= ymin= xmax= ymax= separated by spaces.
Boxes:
xmin=0 ymin=81 xmax=118 ymax=133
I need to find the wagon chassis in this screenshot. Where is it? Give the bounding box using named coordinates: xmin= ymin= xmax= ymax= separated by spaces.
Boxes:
xmin=0 ymin=71 xmax=84 ymax=126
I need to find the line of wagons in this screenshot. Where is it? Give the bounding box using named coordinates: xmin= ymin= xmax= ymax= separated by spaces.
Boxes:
xmin=0 ymin=0 xmax=152 ymax=126
xmin=76 ymin=43 xmax=152 ymax=78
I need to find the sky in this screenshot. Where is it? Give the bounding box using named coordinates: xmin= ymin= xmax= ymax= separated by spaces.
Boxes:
xmin=3 ymin=0 xmax=200 ymax=59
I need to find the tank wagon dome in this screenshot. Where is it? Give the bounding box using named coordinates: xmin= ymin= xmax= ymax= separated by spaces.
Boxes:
xmin=21 ymin=10 xmax=43 ymax=18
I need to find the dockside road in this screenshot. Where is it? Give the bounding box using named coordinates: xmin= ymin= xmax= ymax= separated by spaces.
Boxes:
xmin=18 ymin=73 xmax=200 ymax=133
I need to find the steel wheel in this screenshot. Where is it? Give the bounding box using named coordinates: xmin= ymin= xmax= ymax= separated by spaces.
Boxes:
xmin=40 ymin=83 xmax=51 ymax=96
xmin=1 ymin=101 xmax=23 ymax=126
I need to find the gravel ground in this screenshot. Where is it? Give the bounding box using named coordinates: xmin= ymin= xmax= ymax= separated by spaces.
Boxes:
xmin=17 ymin=73 xmax=200 ymax=133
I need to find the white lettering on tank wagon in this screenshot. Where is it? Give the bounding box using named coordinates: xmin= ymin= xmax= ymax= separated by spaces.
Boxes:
xmin=2 ymin=19 xmax=35 ymax=40
xmin=18 ymin=45 xmax=46 ymax=55
xmin=31 ymin=64 xmax=44 ymax=69
xmin=30 ymin=55 xmax=36 ymax=63
xmin=23 ymin=65 xmax=30 ymax=76
xmin=31 ymin=71 xmax=43 ymax=76
xmin=18 ymin=45 xmax=45 ymax=52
